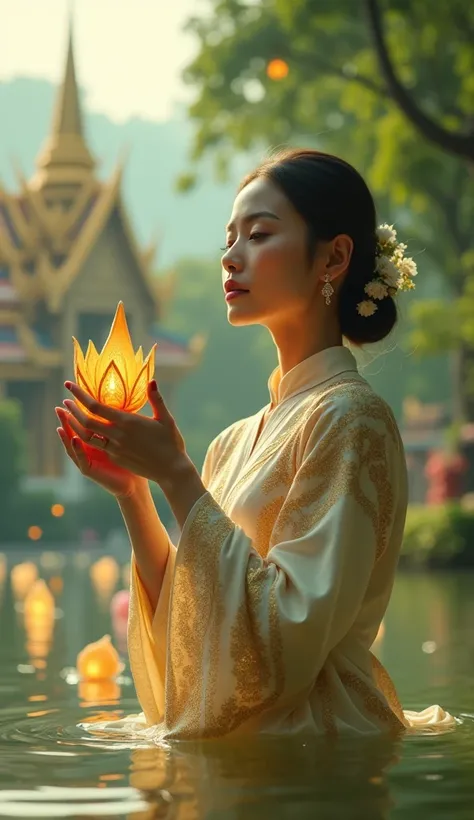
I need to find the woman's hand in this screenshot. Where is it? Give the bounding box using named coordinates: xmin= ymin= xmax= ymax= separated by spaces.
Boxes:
xmin=55 ymin=406 xmax=146 ymax=499
xmin=58 ymin=379 xmax=191 ymax=490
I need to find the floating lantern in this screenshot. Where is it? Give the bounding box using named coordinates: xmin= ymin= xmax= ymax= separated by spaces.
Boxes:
xmin=72 ymin=301 xmax=157 ymax=416
xmin=90 ymin=556 xmax=119 ymax=602
xmin=28 ymin=526 xmax=43 ymax=541
xmin=11 ymin=562 xmax=38 ymax=600
xmin=76 ymin=634 xmax=122 ymax=681
xmin=24 ymin=579 xmax=55 ymax=621
xmin=266 ymin=58 xmax=289 ymax=81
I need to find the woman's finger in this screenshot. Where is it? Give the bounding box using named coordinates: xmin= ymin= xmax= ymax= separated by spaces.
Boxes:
xmin=56 ymin=409 xmax=77 ymax=460
xmin=56 ymin=409 xmax=91 ymax=473
xmin=64 ymin=410 xmax=93 ymax=443
xmin=63 ymin=398 xmax=113 ymax=435
xmin=71 ymin=436 xmax=92 ymax=473
xmin=57 ymin=427 xmax=80 ymax=468
xmin=55 ymin=406 xmax=74 ymax=437
xmin=64 ymin=382 xmax=122 ymax=424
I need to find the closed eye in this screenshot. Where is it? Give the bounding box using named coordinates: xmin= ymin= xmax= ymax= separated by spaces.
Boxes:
xmin=221 ymin=231 xmax=269 ymax=251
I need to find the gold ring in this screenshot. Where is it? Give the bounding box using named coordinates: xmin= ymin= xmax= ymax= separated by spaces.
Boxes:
xmin=90 ymin=433 xmax=109 ymax=449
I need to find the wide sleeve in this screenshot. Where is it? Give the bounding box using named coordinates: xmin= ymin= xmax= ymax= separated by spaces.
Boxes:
xmin=163 ymin=395 xmax=403 ymax=738
xmin=128 ymin=437 xmax=219 ymax=725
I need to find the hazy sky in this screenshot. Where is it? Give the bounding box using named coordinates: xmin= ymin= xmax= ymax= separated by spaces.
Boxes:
xmin=1 ymin=0 xmax=203 ymax=122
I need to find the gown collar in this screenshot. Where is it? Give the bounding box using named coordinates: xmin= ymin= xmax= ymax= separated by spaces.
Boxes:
xmin=267 ymin=345 xmax=358 ymax=407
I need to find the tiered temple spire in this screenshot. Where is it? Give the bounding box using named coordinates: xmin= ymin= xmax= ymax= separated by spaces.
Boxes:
xmin=31 ymin=22 xmax=95 ymax=190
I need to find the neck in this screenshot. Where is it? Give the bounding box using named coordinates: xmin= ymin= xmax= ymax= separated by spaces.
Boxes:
xmin=268 ymin=313 xmax=343 ymax=378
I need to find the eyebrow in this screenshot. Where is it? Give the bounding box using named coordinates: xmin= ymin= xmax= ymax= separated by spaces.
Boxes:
xmin=226 ymin=211 xmax=281 ymax=231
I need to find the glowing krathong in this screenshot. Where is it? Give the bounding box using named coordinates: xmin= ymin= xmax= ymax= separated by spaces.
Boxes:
xmin=72 ymin=302 xmax=156 ymax=416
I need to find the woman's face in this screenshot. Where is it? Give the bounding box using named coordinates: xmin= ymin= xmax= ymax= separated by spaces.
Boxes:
xmin=221 ymin=177 xmax=324 ymax=330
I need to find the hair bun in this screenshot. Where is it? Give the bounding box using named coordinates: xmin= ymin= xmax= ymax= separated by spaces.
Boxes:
xmin=339 ymin=277 xmax=397 ymax=344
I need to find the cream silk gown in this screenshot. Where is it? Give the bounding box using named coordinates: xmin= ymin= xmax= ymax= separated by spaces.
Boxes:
xmin=123 ymin=346 xmax=455 ymax=740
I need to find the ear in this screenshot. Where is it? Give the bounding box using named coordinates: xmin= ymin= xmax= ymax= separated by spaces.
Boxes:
xmin=322 ymin=234 xmax=353 ymax=282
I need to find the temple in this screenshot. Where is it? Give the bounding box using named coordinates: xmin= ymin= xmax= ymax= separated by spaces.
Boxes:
xmin=0 ymin=26 xmax=204 ymax=479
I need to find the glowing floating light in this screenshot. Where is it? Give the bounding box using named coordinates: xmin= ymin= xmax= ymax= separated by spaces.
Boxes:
xmin=76 ymin=634 xmax=122 ymax=681
xmin=11 ymin=562 xmax=38 ymax=600
xmin=90 ymin=556 xmax=119 ymax=602
xmin=28 ymin=526 xmax=43 ymax=541
xmin=24 ymin=579 xmax=55 ymax=621
xmin=266 ymin=58 xmax=289 ymax=81
xmin=72 ymin=301 xmax=157 ymax=416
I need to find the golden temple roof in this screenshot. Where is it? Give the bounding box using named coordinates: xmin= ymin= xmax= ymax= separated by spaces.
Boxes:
xmin=31 ymin=23 xmax=96 ymax=190
xmin=0 ymin=22 xmax=201 ymax=373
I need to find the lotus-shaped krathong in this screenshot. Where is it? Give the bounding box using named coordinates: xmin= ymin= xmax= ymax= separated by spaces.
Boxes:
xmin=72 ymin=302 xmax=157 ymax=416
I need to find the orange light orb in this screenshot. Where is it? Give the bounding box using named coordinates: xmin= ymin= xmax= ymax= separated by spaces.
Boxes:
xmin=28 ymin=526 xmax=43 ymax=541
xmin=51 ymin=504 xmax=65 ymax=518
xmin=76 ymin=634 xmax=122 ymax=681
xmin=24 ymin=579 xmax=55 ymax=621
xmin=266 ymin=58 xmax=289 ymax=81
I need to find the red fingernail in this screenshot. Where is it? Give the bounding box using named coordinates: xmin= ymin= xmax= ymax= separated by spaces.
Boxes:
xmin=150 ymin=379 xmax=157 ymax=391
xmin=64 ymin=381 xmax=72 ymax=390
xmin=72 ymin=437 xmax=80 ymax=448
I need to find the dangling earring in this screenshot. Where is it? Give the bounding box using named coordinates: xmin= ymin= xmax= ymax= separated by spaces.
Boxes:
xmin=321 ymin=273 xmax=334 ymax=306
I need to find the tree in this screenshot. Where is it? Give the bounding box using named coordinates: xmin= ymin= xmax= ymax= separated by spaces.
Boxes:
xmin=179 ymin=0 xmax=474 ymax=419
xmin=366 ymin=0 xmax=474 ymax=163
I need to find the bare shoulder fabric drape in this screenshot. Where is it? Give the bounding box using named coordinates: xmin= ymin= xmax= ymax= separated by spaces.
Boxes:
xmin=126 ymin=346 xmax=455 ymax=739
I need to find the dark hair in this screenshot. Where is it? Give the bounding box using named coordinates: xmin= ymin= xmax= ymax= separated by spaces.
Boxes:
xmin=238 ymin=148 xmax=397 ymax=345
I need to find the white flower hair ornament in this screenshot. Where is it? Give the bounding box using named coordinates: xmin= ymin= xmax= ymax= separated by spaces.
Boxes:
xmin=356 ymin=224 xmax=417 ymax=318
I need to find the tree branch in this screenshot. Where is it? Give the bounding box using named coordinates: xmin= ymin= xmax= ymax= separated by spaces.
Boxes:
xmin=365 ymin=0 xmax=474 ymax=162
xmin=298 ymin=54 xmax=385 ymax=96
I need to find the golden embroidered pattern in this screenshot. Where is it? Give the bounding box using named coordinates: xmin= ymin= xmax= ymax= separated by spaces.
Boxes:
xmin=166 ymin=498 xmax=233 ymax=733
xmin=269 ymin=392 xmax=394 ymax=560
xmin=166 ymin=495 xmax=285 ymax=739
xmin=160 ymin=375 xmax=406 ymax=739
xmin=371 ymin=652 xmax=407 ymax=724
xmin=339 ymin=669 xmax=405 ymax=733
xmin=315 ymin=669 xmax=337 ymax=737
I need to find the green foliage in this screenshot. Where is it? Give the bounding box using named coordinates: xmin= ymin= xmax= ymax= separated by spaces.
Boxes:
xmin=402 ymin=503 xmax=474 ymax=568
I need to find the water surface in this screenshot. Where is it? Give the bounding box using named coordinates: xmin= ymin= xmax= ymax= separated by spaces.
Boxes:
xmin=0 ymin=551 xmax=472 ymax=818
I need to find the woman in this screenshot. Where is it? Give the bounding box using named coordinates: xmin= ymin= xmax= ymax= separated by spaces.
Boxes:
xmin=56 ymin=149 xmax=455 ymax=739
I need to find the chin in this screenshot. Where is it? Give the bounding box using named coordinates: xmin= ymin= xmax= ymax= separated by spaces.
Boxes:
xmin=227 ymin=314 xmax=256 ymax=327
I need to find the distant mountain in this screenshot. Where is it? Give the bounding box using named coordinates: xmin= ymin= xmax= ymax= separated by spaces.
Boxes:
xmin=0 ymin=76 xmax=252 ymax=267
